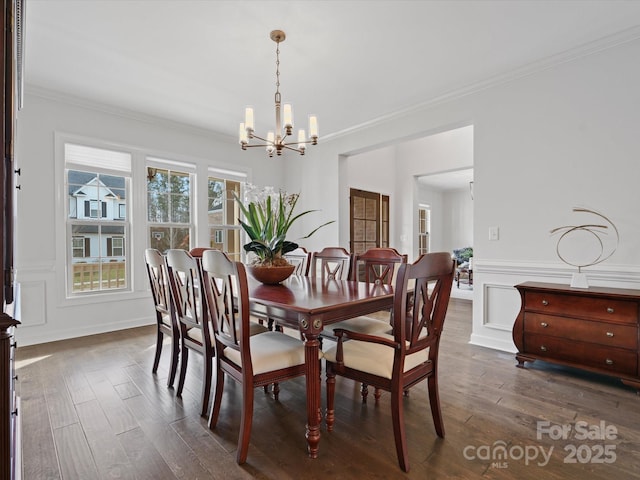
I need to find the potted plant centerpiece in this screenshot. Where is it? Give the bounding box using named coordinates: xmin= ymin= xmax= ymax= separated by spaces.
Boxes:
xmin=234 ymin=186 xmax=333 ymax=284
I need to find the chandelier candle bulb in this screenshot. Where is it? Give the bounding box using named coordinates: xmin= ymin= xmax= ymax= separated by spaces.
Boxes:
xmin=239 ymin=123 xmax=248 ymax=147
xmin=266 ymin=132 xmax=276 ymax=156
xmin=283 ymin=103 xmax=293 ymax=131
xmin=309 ymin=115 xmax=318 ymax=142
xmin=244 ymin=107 xmax=255 ymax=133
xmin=297 ymin=129 xmax=306 ymax=152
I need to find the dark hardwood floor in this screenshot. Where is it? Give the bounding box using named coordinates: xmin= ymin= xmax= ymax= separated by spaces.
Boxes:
xmin=15 ymin=298 xmax=640 ymax=479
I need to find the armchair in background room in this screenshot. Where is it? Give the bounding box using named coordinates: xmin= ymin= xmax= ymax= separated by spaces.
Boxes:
xmin=453 ymin=246 xmax=473 ymax=288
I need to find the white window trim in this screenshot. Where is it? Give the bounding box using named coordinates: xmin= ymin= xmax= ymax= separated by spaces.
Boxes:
xmin=146 ymin=158 xmax=195 ymax=252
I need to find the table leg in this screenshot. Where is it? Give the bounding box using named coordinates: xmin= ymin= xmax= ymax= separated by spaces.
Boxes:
xmin=303 ymin=330 xmax=321 ymax=458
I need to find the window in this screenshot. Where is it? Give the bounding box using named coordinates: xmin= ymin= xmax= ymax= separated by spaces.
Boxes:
xmin=89 ymin=200 xmax=100 ymax=218
xmin=65 ymin=143 xmax=131 ymax=295
xmin=207 ymin=175 xmax=242 ymax=261
xmin=418 ymin=205 xmax=430 ymax=255
xmin=108 ymin=236 xmax=125 ymax=257
xmin=72 ymin=236 xmax=87 ymax=258
xmin=118 ymin=203 xmax=126 ymax=219
xmin=147 ymin=161 xmax=193 ymax=252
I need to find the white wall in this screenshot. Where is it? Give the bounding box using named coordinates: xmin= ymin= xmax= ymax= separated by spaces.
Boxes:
xmin=442 ymin=188 xmax=473 ymax=254
xmin=285 ymin=36 xmax=640 ymax=352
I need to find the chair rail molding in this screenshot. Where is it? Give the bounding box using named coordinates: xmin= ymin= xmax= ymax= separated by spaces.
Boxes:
xmin=473 ymin=259 xmax=640 ymax=288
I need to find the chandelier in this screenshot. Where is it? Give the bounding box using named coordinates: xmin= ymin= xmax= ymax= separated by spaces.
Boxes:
xmin=239 ymin=30 xmax=318 ymax=157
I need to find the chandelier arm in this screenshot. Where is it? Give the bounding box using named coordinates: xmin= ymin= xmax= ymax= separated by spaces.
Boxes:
xmin=247 ymin=133 xmax=271 ymax=144
xmin=283 ymin=139 xmax=315 ymax=146
xmin=280 ymin=144 xmax=304 ymax=154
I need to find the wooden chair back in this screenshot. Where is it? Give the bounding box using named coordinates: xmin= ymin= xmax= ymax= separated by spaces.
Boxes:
xmin=309 ymin=247 xmax=353 ymax=281
xmin=350 ymin=247 xmax=407 ymax=286
xmin=144 ymin=248 xmax=172 ymax=328
xmin=283 ymin=247 xmax=311 ymax=276
xmin=166 ymin=249 xmax=207 ymax=335
xmin=393 ymin=251 xmax=454 ymax=357
xmin=200 ymin=249 xmax=249 ymax=359
xmin=144 ymin=248 xmax=179 ymax=386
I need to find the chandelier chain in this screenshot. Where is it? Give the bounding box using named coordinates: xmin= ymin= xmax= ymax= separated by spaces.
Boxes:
xmin=275 ymin=41 xmax=281 ymax=103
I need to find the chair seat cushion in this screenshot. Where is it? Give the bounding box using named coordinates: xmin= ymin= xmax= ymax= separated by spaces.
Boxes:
xmin=324 ymin=334 xmax=429 ymax=379
xmin=224 ymin=331 xmax=322 ymax=375
xmin=188 ymin=321 xmax=269 ymax=345
xmin=323 ymin=316 xmax=391 ymax=337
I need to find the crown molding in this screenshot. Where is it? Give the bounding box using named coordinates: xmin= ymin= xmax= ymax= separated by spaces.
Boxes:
xmin=323 ymin=25 xmax=640 ymax=142
xmin=24 ymin=84 xmax=237 ymax=143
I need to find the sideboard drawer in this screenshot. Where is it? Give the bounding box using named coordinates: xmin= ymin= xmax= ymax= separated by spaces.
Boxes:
xmin=524 ymin=313 xmax=638 ymax=350
xmin=524 ymin=333 xmax=638 ymax=376
xmin=524 ymin=291 xmax=638 ymax=324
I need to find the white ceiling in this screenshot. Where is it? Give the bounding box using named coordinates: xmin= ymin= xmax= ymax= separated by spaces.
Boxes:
xmin=417 ymin=168 xmax=474 ymax=192
xmin=24 ymin=1 xmax=640 ymax=141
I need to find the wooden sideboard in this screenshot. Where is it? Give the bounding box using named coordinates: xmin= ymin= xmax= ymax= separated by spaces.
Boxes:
xmin=513 ymin=281 xmax=640 ymax=391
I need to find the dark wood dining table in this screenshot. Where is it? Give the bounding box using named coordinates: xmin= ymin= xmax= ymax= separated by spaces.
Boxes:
xmin=247 ymin=274 xmax=394 ymax=459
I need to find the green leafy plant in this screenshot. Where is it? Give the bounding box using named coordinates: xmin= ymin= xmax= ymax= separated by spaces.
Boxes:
xmin=234 ymin=188 xmax=333 ymax=267
xmin=453 ymin=247 xmax=473 ymax=265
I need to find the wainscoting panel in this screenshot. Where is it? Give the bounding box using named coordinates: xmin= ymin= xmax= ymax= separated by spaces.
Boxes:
xmin=16 ymin=280 xmax=47 ymax=327
xmin=482 ymin=283 xmax=521 ymax=331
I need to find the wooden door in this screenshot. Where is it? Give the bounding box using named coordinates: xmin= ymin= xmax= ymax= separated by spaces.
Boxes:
xmin=349 ymin=189 xmax=389 ymax=255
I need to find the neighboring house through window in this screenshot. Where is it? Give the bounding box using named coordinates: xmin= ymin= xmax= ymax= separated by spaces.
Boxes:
xmin=65 ymin=143 xmax=131 ymax=295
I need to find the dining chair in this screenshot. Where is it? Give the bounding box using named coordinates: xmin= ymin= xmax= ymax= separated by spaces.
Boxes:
xmin=322 ymin=247 xmax=408 ymax=403
xmin=283 ymin=246 xmax=311 ymax=276
xmin=200 ymin=249 xmax=313 ymax=464
xmin=144 ymin=248 xmax=180 ymax=388
xmin=255 ymin=246 xmax=312 ymax=334
xmin=308 ymin=247 xmax=352 ymax=281
xmin=165 ymin=248 xmax=216 ymax=417
xmin=326 ymin=247 xmax=407 ymax=336
xmin=324 ymin=251 xmax=455 ymax=472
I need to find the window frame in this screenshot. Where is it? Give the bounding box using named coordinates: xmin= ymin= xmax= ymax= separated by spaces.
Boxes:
xmin=146 ymin=157 xmax=196 ymax=253
xmin=62 ymin=140 xmax=132 ymax=298
xmin=418 ymin=205 xmax=430 ymax=255
xmin=206 ymin=170 xmax=245 ymax=262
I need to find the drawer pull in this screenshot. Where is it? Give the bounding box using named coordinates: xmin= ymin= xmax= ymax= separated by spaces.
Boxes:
xmin=540 ymin=322 xmax=548 ymax=328
xmin=605 ymin=359 xmax=614 ymax=365
xmin=606 ymin=332 xmax=614 ymax=337
xmin=606 ymin=307 xmax=614 ymax=314
xmin=540 ymin=345 xmax=547 ymax=352
xmin=542 ymin=300 xmax=549 ymax=306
